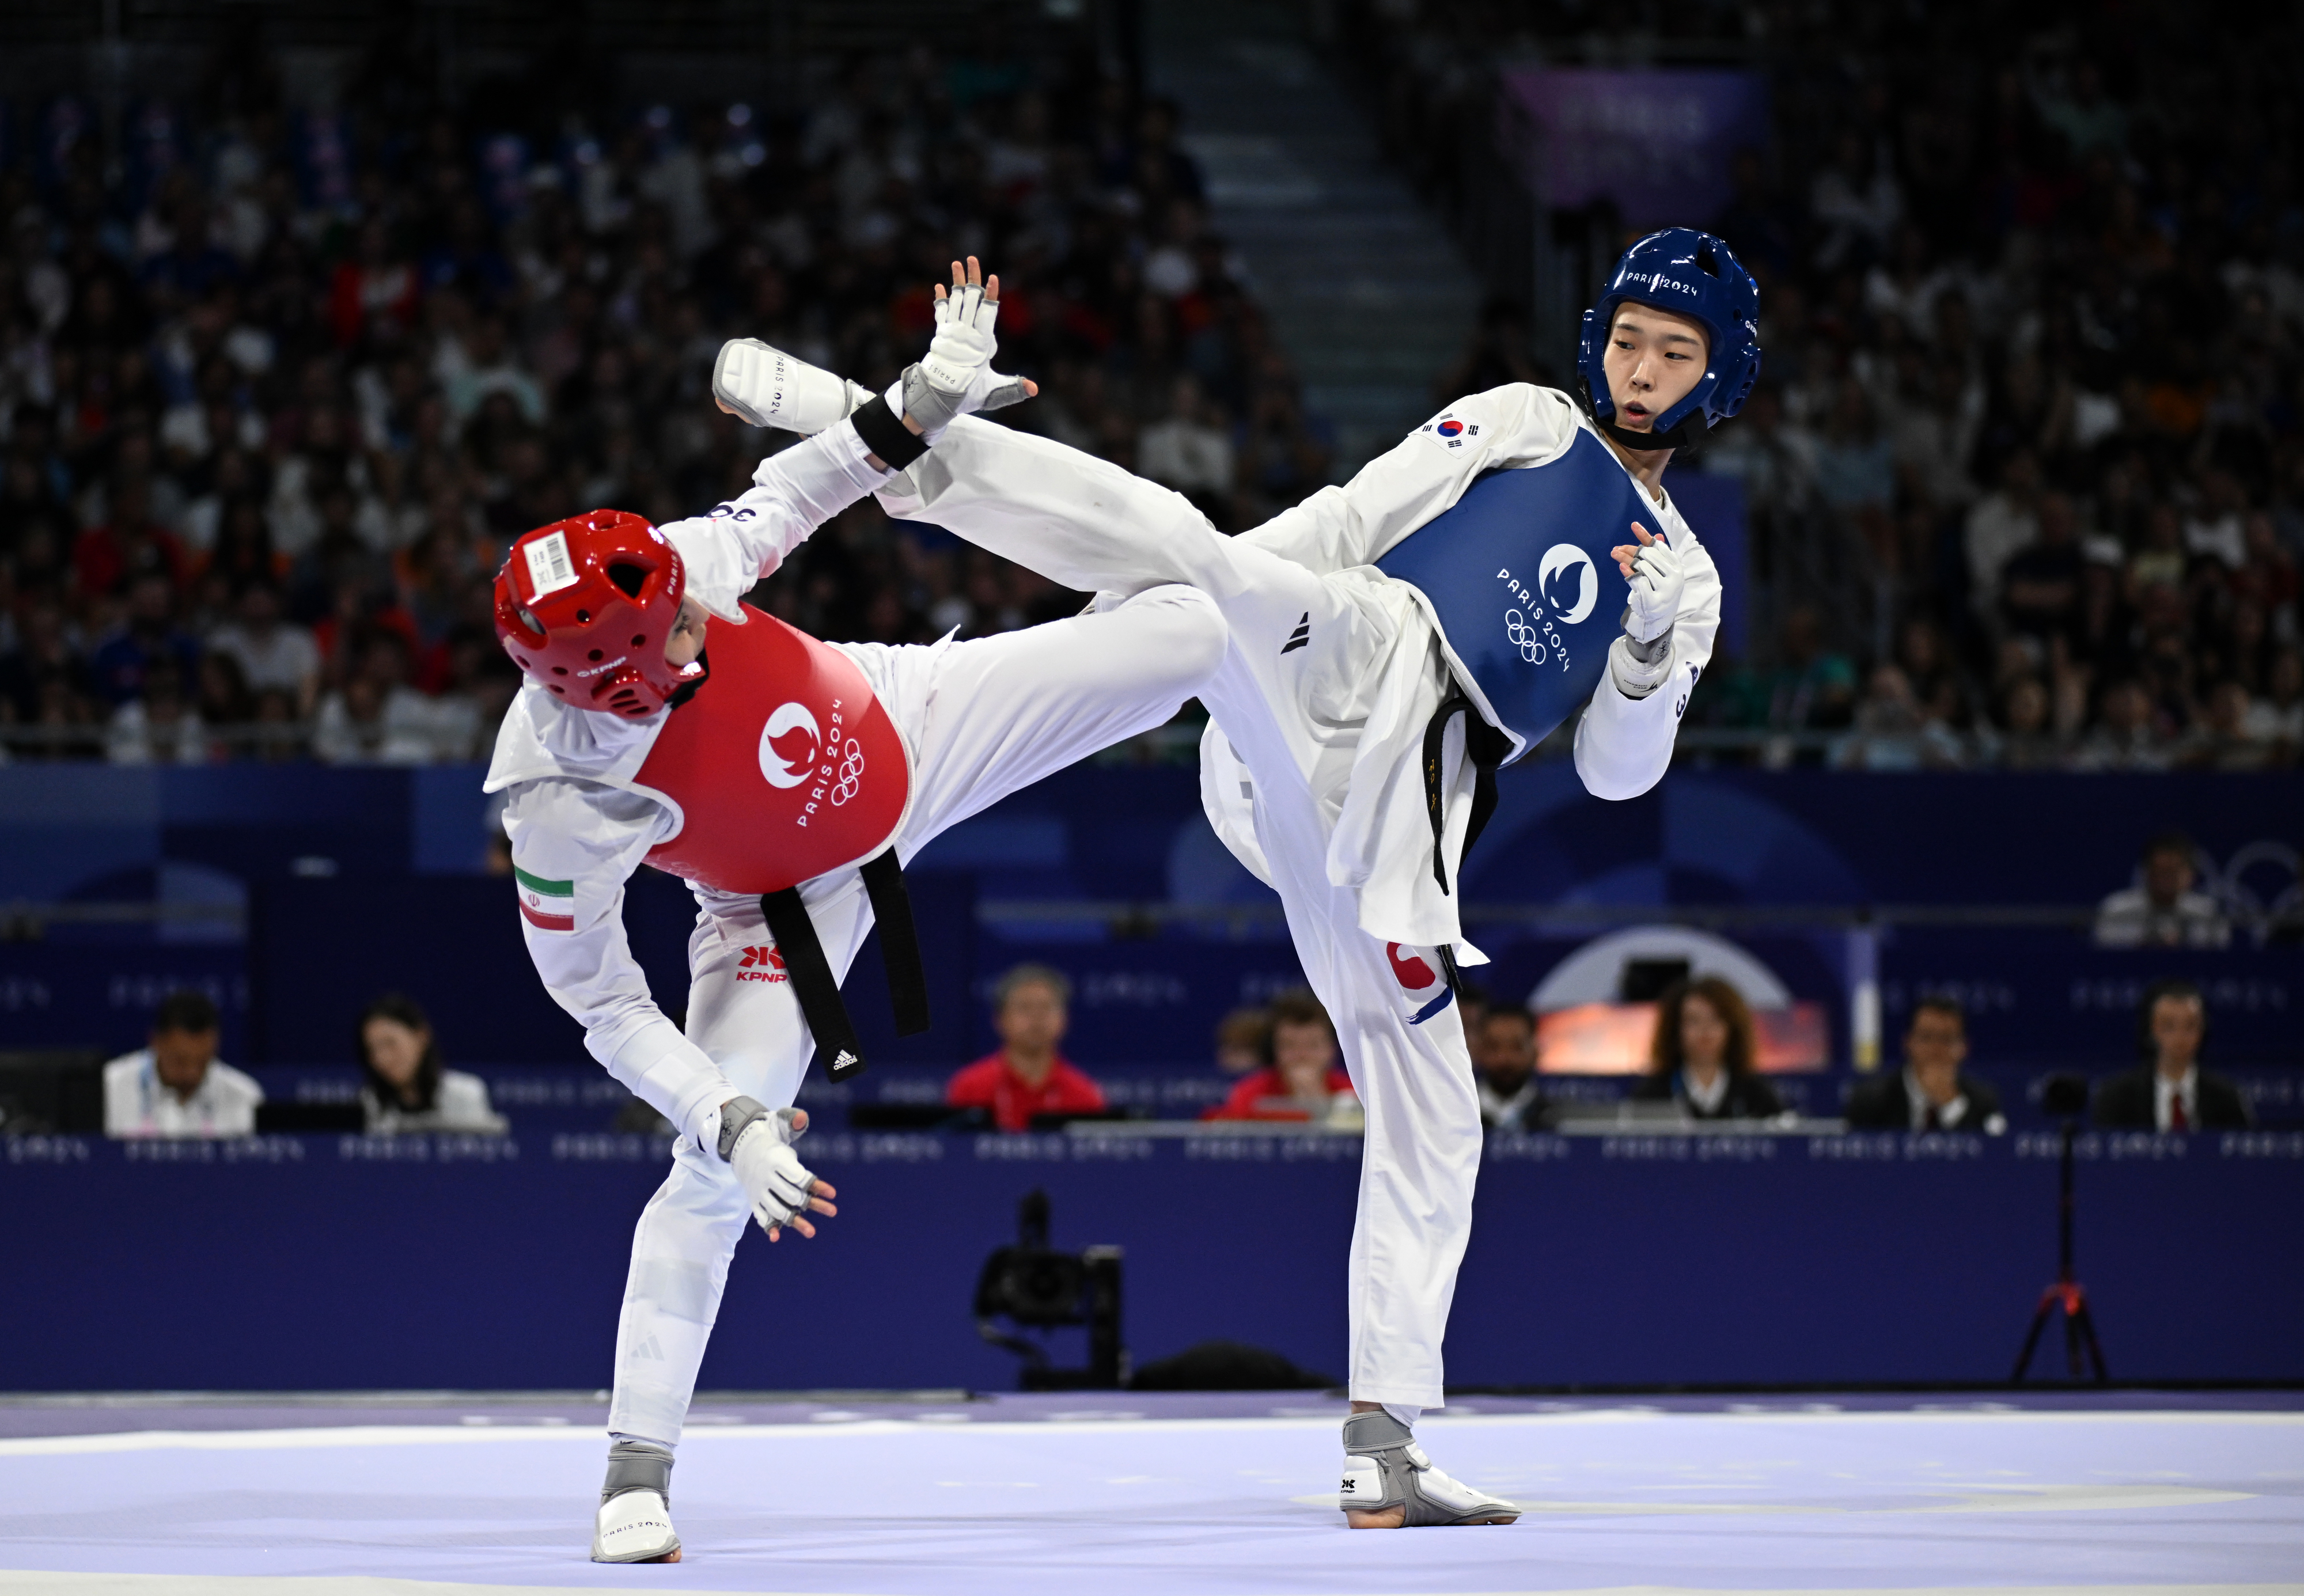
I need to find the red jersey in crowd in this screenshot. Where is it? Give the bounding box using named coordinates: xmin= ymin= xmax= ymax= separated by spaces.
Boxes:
xmin=1206 ymin=1067 xmax=1357 ymax=1122
xmin=945 ymin=1052 xmax=1108 ymax=1132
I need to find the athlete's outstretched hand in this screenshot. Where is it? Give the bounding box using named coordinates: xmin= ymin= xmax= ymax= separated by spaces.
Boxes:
xmin=1611 ymin=522 xmax=1685 ymax=645
xmin=900 ymin=256 xmax=1038 ymax=438
xmin=727 ymin=1105 xmax=839 ymax=1242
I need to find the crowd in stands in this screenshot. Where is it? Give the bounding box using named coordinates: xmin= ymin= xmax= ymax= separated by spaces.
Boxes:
xmin=1345 ymin=0 xmax=2304 ymax=769
xmin=0 ymin=29 xmax=1318 ymax=763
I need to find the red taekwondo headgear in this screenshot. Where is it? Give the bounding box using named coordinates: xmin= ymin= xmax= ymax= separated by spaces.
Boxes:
xmin=494 ymin=510 xmax=695 ymax=719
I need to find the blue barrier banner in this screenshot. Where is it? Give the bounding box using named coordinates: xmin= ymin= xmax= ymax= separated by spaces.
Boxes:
xmin=5 ymin=1131 xmax=2299 ymax=1392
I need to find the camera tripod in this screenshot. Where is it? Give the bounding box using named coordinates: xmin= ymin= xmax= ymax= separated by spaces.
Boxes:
xmin=2011 ymin=1108 xmax=2109 ymax=1383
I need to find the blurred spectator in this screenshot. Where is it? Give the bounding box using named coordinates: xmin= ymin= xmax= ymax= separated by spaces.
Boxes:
xmin=1630 ymin=978 xmax=1786 ymax=1121
xmin=88 ymin=572 xmax=200 ymax=708
xmin=1432 ymin=298 xmax=1541 ymax=405
xmin=356 ymin=992 xmax=506 ymax=1134
xmin=1472 ymin=1005 xmax=1550 ymax=1132
xmin=1835 ymin=663 xmax=1965 ymax=769
xmin=1844 ymin=996 xmax=2006 ymax=1133
xmin=2074 ymin=679 xmax=2172 ymax=771
xmin=2091 ymin=979 xmax=2253 ymax=1132
xmin=2000 ymin=493 xmax=2083 ymax=644
xmin=2093 ymin=831 xmax=2231 ymax=948
xmin=1759 ymin=607 xmax=1857 ymax=736
xmin=1207 ymin=988 xmax=1357 ymax=1124
xmin=946 ymin=964 xmax=1106 ymax=1132
xmin=1963 ymin=452 xmax=2041 ymax=621
xmin=103 ymin=990 xmax=261 ymax=1138
xmin=313 ymin=630 xmax=465 ymax=763
xmin=105 ymin=658 xmax=207 ymax=764
xmin=204 ymin=582 xmax=320 ymax=716
xmin=1212 ymin=1005 xmax=1269 ymax=1077
xmin=1455 ymin=979 xmax=1490 ymax=1048
xmin=1138 ymin=375 xmax=1234 ymax=501
xmin=2245 ymin=649 xmax=2303 ymax=749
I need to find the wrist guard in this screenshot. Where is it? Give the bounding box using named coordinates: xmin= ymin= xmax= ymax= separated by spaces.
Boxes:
xmin=715 ymin=1095 xmax=770 ymax=1162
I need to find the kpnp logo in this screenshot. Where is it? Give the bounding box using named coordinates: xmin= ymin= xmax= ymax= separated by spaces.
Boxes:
xmin=759 ymin=702 xmax=821 ymax=789
xmin=736 ymin=945 xmax=788 ymax=983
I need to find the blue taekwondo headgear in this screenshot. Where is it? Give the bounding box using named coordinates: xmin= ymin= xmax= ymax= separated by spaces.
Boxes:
xmin=1577 ymin=227 xmax=1761 ymax=452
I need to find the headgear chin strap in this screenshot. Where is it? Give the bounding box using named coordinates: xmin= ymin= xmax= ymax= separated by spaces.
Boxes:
xmin=1594 ymin=412 xmax=1702 ymax=453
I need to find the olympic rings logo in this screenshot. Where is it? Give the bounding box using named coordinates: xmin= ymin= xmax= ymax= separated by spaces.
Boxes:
xmin=1505 ymin=609 xmax=1547 ymax=665
xmin=828 ymin=738 xmax=866 ymax=806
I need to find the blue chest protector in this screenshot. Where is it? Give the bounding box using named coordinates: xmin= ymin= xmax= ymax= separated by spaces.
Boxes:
xmin=1374 ymin=427 xmax=1655 ymax=761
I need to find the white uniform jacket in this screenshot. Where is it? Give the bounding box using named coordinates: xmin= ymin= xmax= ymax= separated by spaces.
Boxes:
xmin=483 ymin=423 xmax=893 ymax=1151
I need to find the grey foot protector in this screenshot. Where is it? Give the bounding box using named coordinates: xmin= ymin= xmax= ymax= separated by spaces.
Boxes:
xmin=1338 ymin=1411 xmax=1519 ymax=1526
xmin=602 ymin=1439 xmax=673 ymax=1506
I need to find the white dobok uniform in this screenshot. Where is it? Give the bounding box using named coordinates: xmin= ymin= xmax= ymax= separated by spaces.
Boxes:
xmin=881 ymin=383 xmax=1718 ymax=1409
xmin=487 ymin=420 xmax=1224 ymax=1447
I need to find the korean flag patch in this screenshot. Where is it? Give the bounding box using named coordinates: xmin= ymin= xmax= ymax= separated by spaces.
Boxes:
xmin=1420 ymin=412 xmax=1481 ymax=453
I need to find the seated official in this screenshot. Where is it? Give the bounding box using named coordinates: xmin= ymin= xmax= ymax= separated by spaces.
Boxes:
xmin=358 ymin=993 xmax=507 ymax=1134
xmin=104 ymin=990 xmax=263 ymax=1138
xmin=1844 ymin=995 xmax=2006 ymax=1133
xmin=1473 ymin=1006 xmax=1551 ymax=1131
xmin=1630 ymin=977 xmax=1786 ymax=1120
xmin=2092 ymin=979 xmax=2253 ymax=1132
xmin=1208 ymin=988 xmax=1358 ymax=1124
xmin=946 ymin=964 xmax=1107 ymax=1132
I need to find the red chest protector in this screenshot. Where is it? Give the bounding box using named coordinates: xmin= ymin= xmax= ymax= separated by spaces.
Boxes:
xmin=628 ymin=606 xmax=922 ymax=1083
xmin=633 ymin=604 xmax=911 ymax=895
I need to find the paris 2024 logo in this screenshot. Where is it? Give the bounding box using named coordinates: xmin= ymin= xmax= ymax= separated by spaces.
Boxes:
xmin=757 ymin=700 xmax=866 ymax=820
xmin=1496 ymin=543 xmax=1596 ymax=670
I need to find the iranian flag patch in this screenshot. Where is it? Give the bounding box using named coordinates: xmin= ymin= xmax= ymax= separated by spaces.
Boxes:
xmin=515 ymin=867 xmax=575 ymax=932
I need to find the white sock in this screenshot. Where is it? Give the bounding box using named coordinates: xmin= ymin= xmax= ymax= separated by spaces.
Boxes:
xmin=1382 ymin=1403 xmax=1421 ymax=1429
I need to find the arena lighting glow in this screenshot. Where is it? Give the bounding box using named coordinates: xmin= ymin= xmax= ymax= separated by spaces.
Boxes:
xmin=1534 ymin=1001 xmax=1830 ymax=1074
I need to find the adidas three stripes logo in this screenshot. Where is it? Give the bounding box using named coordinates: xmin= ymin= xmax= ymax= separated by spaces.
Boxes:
xmin=1281 ymin=613 xmax=1311 ymax=654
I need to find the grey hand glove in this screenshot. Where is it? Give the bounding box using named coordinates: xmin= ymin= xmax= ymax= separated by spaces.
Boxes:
xmin=899 ymin=279 xmax=1032 ymax=438
xmin=718 ymin=1098 xmax=818 ymax=1237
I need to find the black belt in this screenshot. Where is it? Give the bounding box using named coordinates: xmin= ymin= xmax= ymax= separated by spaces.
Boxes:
xmin=757 ymin=847 xmax=929 ymax=1083
xmin=1419 ymin=688 xmax=1510 ymax=992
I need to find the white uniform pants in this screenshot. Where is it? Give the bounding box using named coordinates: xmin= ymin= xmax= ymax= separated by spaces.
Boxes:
xmin=609 ymin=585 xmax=1225 ymax=1446
xmin=882 ymin=424 xmax=1483 ymax=1410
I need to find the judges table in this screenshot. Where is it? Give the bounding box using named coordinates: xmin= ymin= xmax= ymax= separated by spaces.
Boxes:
xmin=9 ymin=1124 xmax=2301 ymax=1392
